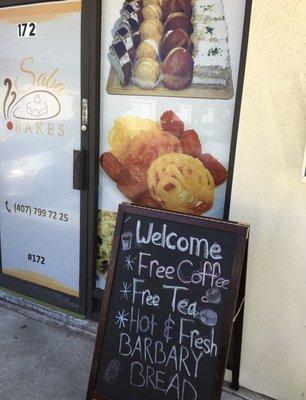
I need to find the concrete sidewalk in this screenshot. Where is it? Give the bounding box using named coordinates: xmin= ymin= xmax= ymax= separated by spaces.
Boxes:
xmin=0 ymin=299 xmax=268 ymax=400
xmin=0 ymin=303 xmax=94 ymax=400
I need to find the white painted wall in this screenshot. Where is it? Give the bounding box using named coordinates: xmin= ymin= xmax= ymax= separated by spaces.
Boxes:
xmin=229 ymin=1 xmax=306 ymax=399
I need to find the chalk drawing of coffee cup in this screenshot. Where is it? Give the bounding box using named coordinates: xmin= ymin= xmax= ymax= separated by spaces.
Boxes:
xmin=121 ymin=231 xmax=132 ymax=251
xmin=201 ymin=288 xmax=221 ymax=304
xmin=104 ymin=359 xmax=121 ymax=384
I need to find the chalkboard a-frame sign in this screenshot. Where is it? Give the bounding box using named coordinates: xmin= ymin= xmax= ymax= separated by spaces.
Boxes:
xmin=87 ymin=204 xmax=249 ymax=400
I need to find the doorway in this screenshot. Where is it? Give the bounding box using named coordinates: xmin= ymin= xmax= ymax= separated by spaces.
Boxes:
xmin=0 ymin=0 xmax=101 ymax=315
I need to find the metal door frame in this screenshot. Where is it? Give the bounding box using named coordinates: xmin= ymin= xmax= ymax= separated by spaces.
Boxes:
xmin=87 ymin=0 xmax=253 ymax=389
xmin=0 ymin=0 xmax=101 ymax=316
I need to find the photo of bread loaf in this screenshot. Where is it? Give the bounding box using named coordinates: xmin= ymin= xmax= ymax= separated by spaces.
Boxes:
xmin=99 ymin=111 xmax=228 ymax=216
xmin=107 ymin=0 xmax=233 ymax=99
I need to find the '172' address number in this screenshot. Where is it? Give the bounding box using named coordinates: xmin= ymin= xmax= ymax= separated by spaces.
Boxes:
xmin=17 ymin=22 xmax=36 ymax=38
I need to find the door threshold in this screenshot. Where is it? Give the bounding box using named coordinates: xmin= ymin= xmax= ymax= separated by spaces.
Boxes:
xmin=0 ymin=287 xmax=97 ymax=338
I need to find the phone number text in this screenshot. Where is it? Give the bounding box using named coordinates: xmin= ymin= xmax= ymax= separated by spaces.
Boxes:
xmin=7 ymin=202 xmax=69 ymax=222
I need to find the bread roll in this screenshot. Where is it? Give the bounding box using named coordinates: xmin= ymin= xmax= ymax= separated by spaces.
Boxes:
xmin=140 ymin=19 xmax=163 ymax=41
xmin=143 ymin=0 xmax=162 ymax=6
xmin=134 ymin=57 xmax=160 ymax=89
xmin=142 ymin=4 xmax=162 ymax=20
xmin=162 ymin=47 xmax=193 ymax=90
xmin=164 ymin=12 xmax=193 ymax=34
xmin=136 ymin=39 xmax=159 ymax=59
xmin=161 ymin=29 xmax=193 ymax=59
xmin=162 ymin=0 xmax=192 ymax=21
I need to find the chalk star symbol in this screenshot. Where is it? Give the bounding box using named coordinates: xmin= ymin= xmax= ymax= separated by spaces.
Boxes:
xmin=115 ymin=309 xmax=129 ymax=329
xmin=120 ymin=282 xmax=132 ymax=300
xmin=124 ymin=255 xmax=137 ymax=271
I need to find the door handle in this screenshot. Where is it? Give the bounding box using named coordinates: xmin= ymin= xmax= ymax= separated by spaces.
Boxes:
xmin=81 ymin=98 xmax=88 ymax=132
xmin=73 ymin=150 xmax=87 ymax=190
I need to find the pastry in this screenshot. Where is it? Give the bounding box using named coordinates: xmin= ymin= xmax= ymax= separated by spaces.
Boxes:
xmin=180 ymin=129 xmax=202 ymax=157
xmin=121 ymin=0 xmax=141 ymax=14
xmin=192 ymin=0 xmax=225 ymax=21
xmin=143 ymin=0 xmax=162 ymax=6
xmin=140 ymin=19 xmax=163 ymax=41
xmin=164 ymin=12 xmax=193 ymax=35
xmin=160 ymin=110 xmax=185 ymax=137
xmin=138 ymin=194 xmax=163 ymax=209
xmin=161 ymin=28 xmax=193 ymax=59
xmin=147 ymin=153 xmax=215 ymax=215
xmin=121 ymin=3 xmax=144 ymax=27
xmin=142 ymin=4 xmax=162 ymax=20
xmin=109 ymin=116 xmax=163 ymax=163
xmin=108 ymin=41 xmax=133 ymax=85
xmin=162 ymin=47 xmax=193 ymax=90
xmin=193 ymin=19 xmax=228 ymax=43
xmin=121 ymin=7 xmax=144 ymax=25
xmin=136 ymin=39 xmax=159 ymax=59
xmin=119 ymin=18 xmax=141 ymax=49
xmin=113 ymin=27 xmax=136 ymax=60
xmin=100 ymin=152 xmax=132 ymax=185
xmin=124 ymin=0 xmax=143 ymax=6
xmin=198 ymin=153 xmax=228 ymax=186
xmin=119 ymin=16 xmax=140 ymax=33
xmin=123 ymin=130 xmax=182 ymax=180
xmin=133 ymin=57 xmax=161 ymax=89
xmin=117 ymin=179 xmax=148 ymax=202
xmin=193 ymin=40 xmax=230 ymax=86
xmin=162 ymin=0 xmax=192 ymax=21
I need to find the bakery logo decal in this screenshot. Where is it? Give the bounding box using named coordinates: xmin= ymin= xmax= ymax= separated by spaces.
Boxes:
xmin=3 ymin=57 xmax=65 ymax=136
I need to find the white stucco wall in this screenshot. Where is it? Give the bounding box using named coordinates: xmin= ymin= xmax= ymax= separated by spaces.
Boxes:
xmin=229 ymin=1 xmax=306 ymax=399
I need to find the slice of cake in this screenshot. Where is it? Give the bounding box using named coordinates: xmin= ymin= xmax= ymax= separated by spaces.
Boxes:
xmin=192 ymin=0 xmax=225 ymax=22
xmin=193 ymin=19 xmax=228 ymax=43
xmin=193 ymin=40 xmax=230 ymax=86
xmin=26 ymin=96 xmax=48 ymax=117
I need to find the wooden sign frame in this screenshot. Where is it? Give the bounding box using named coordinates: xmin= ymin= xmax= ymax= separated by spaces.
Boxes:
xmin=87 ymin=203 xmax=249 ymax=400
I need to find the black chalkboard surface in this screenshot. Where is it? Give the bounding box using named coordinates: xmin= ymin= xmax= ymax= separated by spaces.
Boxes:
xmin=87 ymin=204 xmax=249 ymax=400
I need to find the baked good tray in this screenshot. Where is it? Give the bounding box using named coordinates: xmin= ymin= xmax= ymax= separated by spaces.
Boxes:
xmin=107 ymin=67 xmax=234 ymax=100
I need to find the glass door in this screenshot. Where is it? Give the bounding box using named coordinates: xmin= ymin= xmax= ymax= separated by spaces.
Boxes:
xmin=0 ymin=0 xmax=86 ymax=308
xmin=96 ymin=0 xmax=250 ymax=291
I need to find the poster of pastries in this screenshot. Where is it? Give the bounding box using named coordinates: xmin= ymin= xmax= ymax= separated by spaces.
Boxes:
xmin=107 ymin=0 xmax=235 ymax=99
xmin=97 ymin=0 xmax=248 ymax=288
